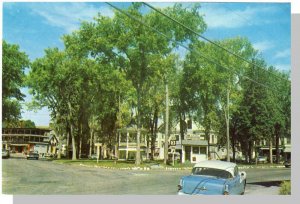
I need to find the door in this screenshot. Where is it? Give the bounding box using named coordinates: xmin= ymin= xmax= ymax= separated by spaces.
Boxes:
xmin=185 ymin=146 xmax=191 ymax=162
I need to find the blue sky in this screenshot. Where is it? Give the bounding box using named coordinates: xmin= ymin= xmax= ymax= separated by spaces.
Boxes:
xmin=2 ymin=2 xmax=291 ymax=126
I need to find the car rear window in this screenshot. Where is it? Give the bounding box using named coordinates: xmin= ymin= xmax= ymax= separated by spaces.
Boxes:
xmin=192 ymin=167 xmax=233 ymax=179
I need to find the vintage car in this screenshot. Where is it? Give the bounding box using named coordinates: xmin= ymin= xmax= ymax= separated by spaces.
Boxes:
xmin=257 ymin=155 xmax=268 ymax=164
xmin=178 ymin=160 xmax=246 ymax=195
xmin=26 ymin=151 xmax=39 ymax=160
xmin=2 ymin=149 xmax=10 ymax=159
xmin=284 ymin=159 xmax=291 ymax=168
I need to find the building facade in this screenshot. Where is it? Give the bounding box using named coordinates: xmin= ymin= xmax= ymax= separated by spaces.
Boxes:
xmin=2 ymin=128 xmax=58 ymax=156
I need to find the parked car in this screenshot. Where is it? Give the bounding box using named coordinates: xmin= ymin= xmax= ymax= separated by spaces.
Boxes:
xmin=88 ymin=154 xmax=98 ymax=160
xmin=178 ymin=160 xmax=246 ymax=195
xmin=284 ymin=159 xmax=291 ymax=168
xmin=257 ymin=156 xmax=268 ymax=164
xmin=26 ymin=151 xmax=39 ymax=160
xmin=2 ymin=149 xmax=10 ymax=159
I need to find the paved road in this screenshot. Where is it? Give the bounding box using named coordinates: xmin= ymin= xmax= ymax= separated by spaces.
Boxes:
xmin=2 ymin=157 xmax=290 ymax=195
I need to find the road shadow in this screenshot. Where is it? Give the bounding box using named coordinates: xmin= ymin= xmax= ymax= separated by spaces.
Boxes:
xmin=247 ymin=181 xmax=285 ymax=187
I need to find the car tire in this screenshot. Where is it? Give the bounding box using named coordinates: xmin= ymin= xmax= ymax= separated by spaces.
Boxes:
xmin=241 ymin=180 xmax=246 ymax=195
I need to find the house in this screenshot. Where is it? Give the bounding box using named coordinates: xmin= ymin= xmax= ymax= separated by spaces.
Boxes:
xmin=256 ymin=137 xmax=291 ymax=162
xmin=117 ymin=126 xmax=148 ymax=160
xmin=156 ymin=120 xmax=220 ymax=163
xmin=2 ymin=128 xmax=58 ymax=156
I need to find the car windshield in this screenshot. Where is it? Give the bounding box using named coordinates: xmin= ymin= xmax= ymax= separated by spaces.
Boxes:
xmin=192 ymin=167 xmax=233 ymax=179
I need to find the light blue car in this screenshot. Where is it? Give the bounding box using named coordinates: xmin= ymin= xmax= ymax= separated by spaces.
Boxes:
xmin=178 ymin=160 xmax=246 ymax=195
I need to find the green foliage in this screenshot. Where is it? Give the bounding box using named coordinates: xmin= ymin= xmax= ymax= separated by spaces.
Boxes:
xmin=2 ymin=40 xmax=29 ymax=122
xmin=279 ymin=181 xmax=291 ymax=195
xmin=25 ymin=3 xmax=290 ymax=164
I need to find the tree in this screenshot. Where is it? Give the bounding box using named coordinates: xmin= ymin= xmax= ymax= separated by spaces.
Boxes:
xmin=69 ymin=3 xmax=207 ymax=164
xmin=2 ymin=40 xmax=29 ymax=124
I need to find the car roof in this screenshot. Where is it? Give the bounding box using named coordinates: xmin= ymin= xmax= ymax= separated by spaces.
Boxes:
xmin=193 ymin=160 xmax=236 ymax=170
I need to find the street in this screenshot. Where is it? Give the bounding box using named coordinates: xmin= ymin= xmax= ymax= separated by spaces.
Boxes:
xmin=2 ymin=157 xmax=291 ymax=195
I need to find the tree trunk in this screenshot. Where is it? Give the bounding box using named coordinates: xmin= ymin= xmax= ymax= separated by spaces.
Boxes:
xmin=269 ymin=138 xmax=273 ymax=164
xmin=226 ymin=88 xmax=230 ymax=162
xmin=135 ymin=87 xmax=141 ymax=165
xmin=57 ymin=132 xmax=63 ymax=159
xmin=180 ymin=112 xmax=185 ymax=141
xmin=79 ymin=136 xmax=82 ymax=159
xmin=231 ymin=133 xmax=236 ymax=162
xmin=71 ymin=123 xmax=77 ymax=160
xmin=275 ymin=124 xmax=280 ymax=164
xmin=164 ymin=81 xmax=169 ymax=165
xmin=89 ymin=128 xmax=94 ymax=157
xmin=247 ymin=140 xmax=252 ymax=163
xmin=151 ymin=108 xmax=158 ymax=161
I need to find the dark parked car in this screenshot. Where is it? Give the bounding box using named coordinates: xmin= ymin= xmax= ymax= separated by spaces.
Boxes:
xmin=27 ymin=151 xmax=39 ymax=160
xmin=284 ymin=159 xmax=291 ymax=168
xmin=2 ymin=149 xmax=10 ymax=159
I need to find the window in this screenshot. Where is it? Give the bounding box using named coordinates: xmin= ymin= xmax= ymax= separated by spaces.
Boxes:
xmin=120 ymin=133 xmax=127 ymax=142
xmin=175 ymin=134 xmax=179 ymax=141
xmin=211 ymin=135 xmax=215 ymax=144
xmin=192 ymin=147 xmax=199 ymax=154
xmin=128 ymin=133 xmax=136 ymax=142
xmin=192 ymin=167 xmax=232 ymax=179
xmin=200 ymin=147 xmax=206 ymax=154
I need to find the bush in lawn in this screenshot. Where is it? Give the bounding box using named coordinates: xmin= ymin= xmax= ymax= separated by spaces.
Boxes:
xmin=279 ymin=181 xmax=291 ymax=195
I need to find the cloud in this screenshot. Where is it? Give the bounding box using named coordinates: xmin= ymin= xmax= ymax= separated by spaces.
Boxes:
xmin=29 ymin=3 xmax=114 ymax=33
xmin=274 ymin=49 xmax=290 ymax=59
xmin=252 ymin=41 xmax=274 ymax=52
xmin=201 ymin=4 xmax=279 ymax=29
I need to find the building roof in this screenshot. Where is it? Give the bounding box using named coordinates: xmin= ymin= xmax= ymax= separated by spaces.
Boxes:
xmin=193 ymin=160 xmax=236 ymax=173
xmin=182 ymin=140 xmax=208 ymax=146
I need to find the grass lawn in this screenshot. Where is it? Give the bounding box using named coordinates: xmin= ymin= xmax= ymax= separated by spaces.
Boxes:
xmin=53 ymin=159 xmax=194 ymax=169
xmin=53 ymin=159 xmax=284 ymax=169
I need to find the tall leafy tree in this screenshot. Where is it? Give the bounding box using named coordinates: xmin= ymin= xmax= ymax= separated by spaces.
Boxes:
xmin=70 ymin=3 xmax=207 ymax=164
xmin=2 ymin=40 xmax=29 ymax=124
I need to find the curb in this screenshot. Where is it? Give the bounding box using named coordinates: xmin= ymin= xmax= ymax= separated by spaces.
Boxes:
xmin=239 ymin=165 xmax=285 ymax=169
xmin=75 ymin=163 xmax=285 ymax=171
xmin=78 ymin=163 xmax=193 ymax=171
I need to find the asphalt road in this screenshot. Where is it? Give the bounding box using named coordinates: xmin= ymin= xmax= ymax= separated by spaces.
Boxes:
xmin=2 ymin=157 xmax=291 ymax=195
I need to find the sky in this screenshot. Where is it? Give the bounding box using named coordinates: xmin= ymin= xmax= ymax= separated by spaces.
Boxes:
xmin=2 ymin=1 xmax=291 ymax=126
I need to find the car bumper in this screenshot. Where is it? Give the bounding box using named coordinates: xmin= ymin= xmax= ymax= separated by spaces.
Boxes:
xmin=178 ymin=191 xmax=192 ymax=195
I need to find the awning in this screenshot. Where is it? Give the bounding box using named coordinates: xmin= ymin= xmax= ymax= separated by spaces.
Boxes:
xmin=9 ymin=144 xmax=28 ymax=146
xmin=182 ymin=140 xmax=208 ymax=146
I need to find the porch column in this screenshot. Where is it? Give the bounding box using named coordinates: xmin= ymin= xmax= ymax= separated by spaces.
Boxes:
xmin=95 ymin=143 xmax=102 ymax=163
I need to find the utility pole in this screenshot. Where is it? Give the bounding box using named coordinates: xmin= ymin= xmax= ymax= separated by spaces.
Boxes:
xmin=164 ymin=79 xmax=169 ymax=165
xmin=226 ymin=88 xmax=230 ymax=162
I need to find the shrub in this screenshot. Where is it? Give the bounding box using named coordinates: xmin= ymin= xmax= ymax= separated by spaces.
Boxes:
xmin=279 ymin=181 xmax=291 ymax=195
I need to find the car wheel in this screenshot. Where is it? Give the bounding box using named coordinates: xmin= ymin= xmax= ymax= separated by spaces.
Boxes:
xmin=241 ymin=180 xmax=246 ymax=195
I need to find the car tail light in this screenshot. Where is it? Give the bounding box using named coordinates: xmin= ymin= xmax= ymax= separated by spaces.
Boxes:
xmin=223 ymin=184 xmax=229 ymax=195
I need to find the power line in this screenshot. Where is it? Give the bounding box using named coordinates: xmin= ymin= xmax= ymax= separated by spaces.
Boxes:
xmin=142 ymin=2 xmax=290 ymax=83
xmin=105 ymin=2 xmax=277 ymax=92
